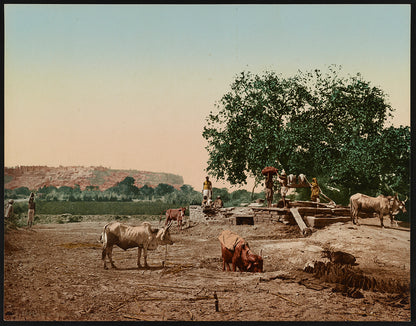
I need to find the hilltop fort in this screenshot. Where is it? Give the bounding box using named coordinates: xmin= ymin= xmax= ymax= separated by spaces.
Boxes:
xmin=4 ymin=166 xmax=184 ymax=191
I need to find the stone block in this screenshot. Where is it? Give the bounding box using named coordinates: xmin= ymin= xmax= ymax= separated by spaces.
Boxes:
xmin=304 ymin=216 xmax=351 ymax=228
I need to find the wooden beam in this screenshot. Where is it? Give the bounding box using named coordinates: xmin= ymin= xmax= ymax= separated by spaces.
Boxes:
xmin=287 ymin=184 xmax=310 ymax=188
xmin=290 ymin=207 xmax=312 ymax=236
xmin=290 ymin=201 xmax=333 ymax=208
xmin=332 ymin=208 xmax=351 ymax=216
xmin=297 ymin=207 xmax=333 ymax=214
xmin=251 ymin=207 xmax=288 ymax=213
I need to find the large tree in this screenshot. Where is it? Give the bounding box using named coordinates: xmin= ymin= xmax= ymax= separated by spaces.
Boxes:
xmin=203 ymin=66 xmax=409 ymax=203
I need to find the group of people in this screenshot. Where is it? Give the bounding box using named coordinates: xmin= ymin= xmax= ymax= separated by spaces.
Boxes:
xmin=201 ymin=176 xmax=223 ymax=209
xmin=201 ymin=172 xmax=321 ymax=210
xmin=265 ymin=169 xmax=320 ymax=207
xmin=4 ymin=192 xmax=36 ymax=228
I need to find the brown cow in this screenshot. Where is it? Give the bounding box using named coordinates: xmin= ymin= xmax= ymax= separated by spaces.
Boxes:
xmin=350 ymin=193 xmax=407 ymax=227
xmin=218 ymin=230 xmax=263 ymax=272
xmin=160 ymin=207 xmax=187 ymax=230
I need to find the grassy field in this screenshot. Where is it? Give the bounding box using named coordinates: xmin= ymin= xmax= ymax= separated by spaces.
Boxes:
xmin=34 ymin=213 xmax=159 ymax=225
xmin=5 ymin=213 xmax=160 ymax=230
xmin=5 ymin=201 xmax=169 ymax=229
xmin=11 ymin=200 xmax=185 ymax=216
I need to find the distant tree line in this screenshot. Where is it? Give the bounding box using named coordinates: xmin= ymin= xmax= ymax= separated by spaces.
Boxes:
xmin=4 ymin=176 xmax=264 ymax=207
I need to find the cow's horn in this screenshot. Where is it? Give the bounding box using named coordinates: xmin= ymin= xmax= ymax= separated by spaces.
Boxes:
xmin=404 ymin=196 xmax=408 ymax=203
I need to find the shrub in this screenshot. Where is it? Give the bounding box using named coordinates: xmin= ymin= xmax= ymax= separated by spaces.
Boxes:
xmin=67 ymin=215 xmax=83 ymax=223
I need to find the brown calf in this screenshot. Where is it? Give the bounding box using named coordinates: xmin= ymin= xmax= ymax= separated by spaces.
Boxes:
xmin=160 ymin=207 xmax=187 ymax=230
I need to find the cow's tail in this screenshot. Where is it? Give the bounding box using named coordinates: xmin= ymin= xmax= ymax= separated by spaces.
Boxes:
xmin=159 ymin=210 xmax=167 ymax=225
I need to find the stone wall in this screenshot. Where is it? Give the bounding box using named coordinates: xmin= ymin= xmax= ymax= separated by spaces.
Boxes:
xmin=189 ymin=205 xmax=294 ymax=225
xmin=189 ymin=203 xmax=350 ymax=229
xmin=251 ymin=207 xmax=296 ymax=225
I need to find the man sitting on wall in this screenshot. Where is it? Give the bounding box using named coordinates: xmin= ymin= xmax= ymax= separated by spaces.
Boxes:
xmin=202 ymin=195 xmax=212 ymax=208
xmin=213 ymin=196 xmax=224 ymax=209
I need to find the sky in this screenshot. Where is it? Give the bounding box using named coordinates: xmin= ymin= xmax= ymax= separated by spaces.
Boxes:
xmin=4 ymin=4 xmax=411 ymax=191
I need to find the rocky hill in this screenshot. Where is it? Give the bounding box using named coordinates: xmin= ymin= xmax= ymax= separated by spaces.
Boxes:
xmin=4 ymin=166 xmax=184 ymax=191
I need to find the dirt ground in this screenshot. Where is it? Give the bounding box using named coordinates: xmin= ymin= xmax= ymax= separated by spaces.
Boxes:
xmin=3 ymin=215 xmax=411 ymax=321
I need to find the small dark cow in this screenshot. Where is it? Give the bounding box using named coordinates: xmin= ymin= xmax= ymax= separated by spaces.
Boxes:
xmin=350 ymin=193 xmax=407 ymax=227
xmin=160 ymin=207 xmax=187 ymax=230
xmin=218 ymin=230 xmax=263 ymax=273
xmin=100 ymin=221 xmax=173 ymax=269
xmin=322 ymin=250 xmax=357 ymax=265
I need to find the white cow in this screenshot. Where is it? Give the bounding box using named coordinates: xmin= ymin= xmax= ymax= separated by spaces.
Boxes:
xmin=287 ymin=174 xmax=307 ymax=185
xmin=350 ymin=193 xmax=407 ymax=227
xmin=298 ymin=174 xmax=307 ymax=185
xmin=100 ymin=221 xmax=173 ymax=269
xmin=287 ymin=174 xmax=296 ymax=185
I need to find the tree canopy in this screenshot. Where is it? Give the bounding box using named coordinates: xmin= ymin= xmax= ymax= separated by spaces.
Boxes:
xmin=203 ymin=66 xmax=409 ymax=203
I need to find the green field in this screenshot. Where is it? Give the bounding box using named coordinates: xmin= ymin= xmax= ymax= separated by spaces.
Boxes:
xmin=11 ymin=200 xmax=184 ymax=216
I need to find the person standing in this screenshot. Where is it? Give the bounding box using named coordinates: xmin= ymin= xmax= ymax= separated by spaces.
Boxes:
xmin=202 ymin=176 xmax=212 ymax=201
xmin=310 ymin=177 xmax=321 ymax=202
xmin=5 ymin=199 xmax=14 ymax=219
xmin=277 ymin=169 xmax=289 ymax=207
xmin=27 ymin=193 xmax=36 ymax=228
xmin=265 ymin=173 xmax=274 ymax=208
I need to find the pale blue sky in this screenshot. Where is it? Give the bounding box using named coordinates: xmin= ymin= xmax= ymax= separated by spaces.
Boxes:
xmin=4 ymin=4 xmax=411 ymax=190
xmin=6 ymin=5 xmax=410 ymax=75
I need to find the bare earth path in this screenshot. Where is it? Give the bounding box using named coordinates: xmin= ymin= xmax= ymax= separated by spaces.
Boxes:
xmin=4 ymin=216 xmax=411 ymax=321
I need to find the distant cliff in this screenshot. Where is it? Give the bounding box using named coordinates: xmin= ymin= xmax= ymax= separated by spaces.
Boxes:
xmin=4 ymin=166 xmax=184 ymax=191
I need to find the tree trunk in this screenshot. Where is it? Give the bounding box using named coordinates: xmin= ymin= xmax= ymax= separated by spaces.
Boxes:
xmin=251 ymin=178 xmax=260 ymax=200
